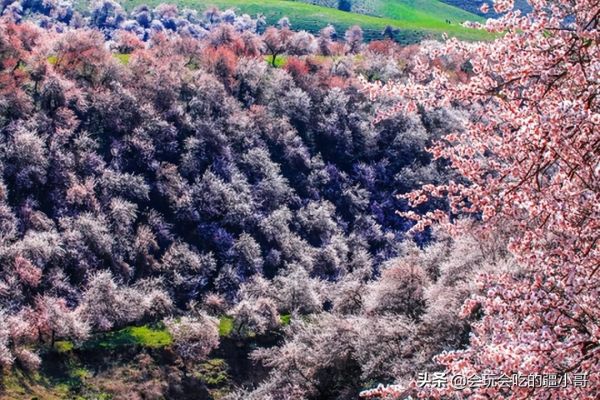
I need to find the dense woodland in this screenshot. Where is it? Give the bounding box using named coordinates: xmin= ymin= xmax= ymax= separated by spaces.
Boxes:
xmin=0 ymin=0 xmax=598 ymax=399
xmin=0 ymin=2 xmax=494 ymax=398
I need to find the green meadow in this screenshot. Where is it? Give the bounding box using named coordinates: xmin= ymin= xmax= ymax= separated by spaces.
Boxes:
xmin=115 ymin=0 xmax=491 ymax=42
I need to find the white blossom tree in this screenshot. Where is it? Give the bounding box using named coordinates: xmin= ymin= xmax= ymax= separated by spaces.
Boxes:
xmin=164 ymin=313 xmax=220 ymax=374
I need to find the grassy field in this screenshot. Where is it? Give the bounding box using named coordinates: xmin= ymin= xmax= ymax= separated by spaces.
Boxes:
xmin=375 ymin=0 xmax=480 ymax=24
xmin=53 ymin=324 xmax=172 ymax=353
xmin=299 ymin=0 xmax=481 ymax=24
xmin=81 ymin=325 xmax=173 ymax=349
xmin=116 ymin=0 xmax=491 ymax=42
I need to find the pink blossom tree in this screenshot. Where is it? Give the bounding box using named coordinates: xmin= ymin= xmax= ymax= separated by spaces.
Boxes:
xmin=0 ymin=309 xmax=39 ymax=370
xmin=262 ymin=26 xmax=293 ymax=67
xmin=34 ymin=295 xmax=90 ymax=347
xmin=364 ymin=0 xmax=600 ymax=398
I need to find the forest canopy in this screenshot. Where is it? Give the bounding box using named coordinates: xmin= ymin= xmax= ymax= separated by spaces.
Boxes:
xmin=0 ymin=0 xmax=597 ymax=399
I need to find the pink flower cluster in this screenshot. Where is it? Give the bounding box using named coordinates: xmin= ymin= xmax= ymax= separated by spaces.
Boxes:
xmin=364 ymin=0 xmax=600 ymax=398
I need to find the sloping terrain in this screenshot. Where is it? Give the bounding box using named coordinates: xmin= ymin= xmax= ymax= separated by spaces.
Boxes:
xmin=300 ymin=0 xmax=482 ymax=23
xmin=117 ymin=0 xmax=490 ymax=42
xmin=438 ymin=0 xmax=532 ymax=17
xmin=0 ymin=323 xmax=244 ymax=400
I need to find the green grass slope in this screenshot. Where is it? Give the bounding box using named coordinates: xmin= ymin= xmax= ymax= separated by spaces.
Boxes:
xmin=302 ymin=0 xmax=482 ymax=24
xmin=377 ymin=0 xmax=482 ymax=24
xmin=117 ymin=0 xmax=491 ymax=42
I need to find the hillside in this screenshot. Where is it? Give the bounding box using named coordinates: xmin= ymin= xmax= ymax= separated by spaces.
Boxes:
xmin=300 ymin=0 xmax=482 ymax=24
xmin=2 ymin=0 xmax=595 ymax=399
xmin=0 ymin=6 xmax=476 ymax=399
xmin=116 ymin=0 xmax=490 ymax=42
xmin=438 ymin=0 xmax=532 ymax=17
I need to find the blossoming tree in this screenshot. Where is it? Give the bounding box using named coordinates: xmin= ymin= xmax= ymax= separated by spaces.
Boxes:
xmin=364 ymin=0 xmax=599 ymax=398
